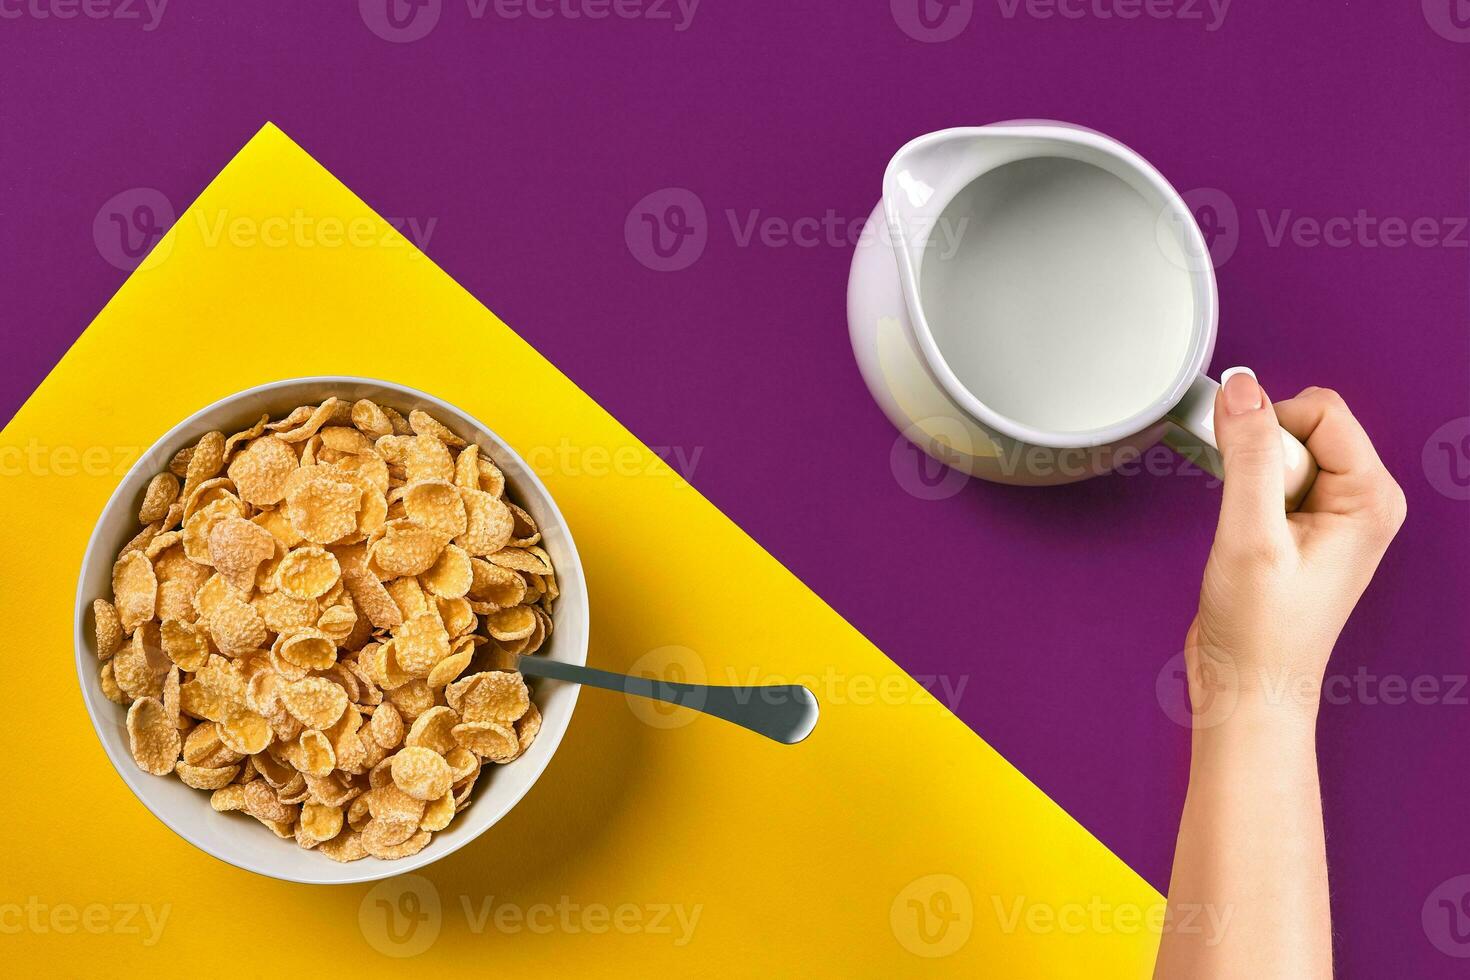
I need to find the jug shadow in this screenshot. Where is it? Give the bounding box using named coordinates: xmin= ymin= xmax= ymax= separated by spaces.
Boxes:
xmin=941 ymin=452 xmax=1220 ymax=538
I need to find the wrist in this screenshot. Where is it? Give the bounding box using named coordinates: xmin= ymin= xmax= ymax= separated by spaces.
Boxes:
xmin=1191 ymin=689 xmax=1319 ymax=755
xmin=1186 ymin=645 xmax=1329 ymax=720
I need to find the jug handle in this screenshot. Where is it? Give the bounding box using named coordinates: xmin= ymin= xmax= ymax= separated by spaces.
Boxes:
xmin=1162 ymin=370 xmax=1319 ymax=512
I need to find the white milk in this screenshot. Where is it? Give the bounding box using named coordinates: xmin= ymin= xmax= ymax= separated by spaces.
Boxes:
xmin=918 ymin=156 xmax=1195 ymax=434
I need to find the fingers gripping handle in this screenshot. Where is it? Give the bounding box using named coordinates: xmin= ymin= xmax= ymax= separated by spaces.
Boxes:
xmin=1162 ymin=372 xmax=1319 ymax=511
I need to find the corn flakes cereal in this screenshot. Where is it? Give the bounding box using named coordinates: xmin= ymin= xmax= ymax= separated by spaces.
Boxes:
xmin=175 ymin=762 xmax=240 ymax=790
xmin=389 ymin=746 xmax=452 ymax=801
xmin=127 ymin=697 xmax=180 ymax=775
xmin=421 ymin=544 xmax=472 ymax=599
xmin=456 ymin=489 xmax=513 ymax=557
xmin=112 ymin=551 xmax=158 ymax=633
xmin=409 ymin=409 xmax=467 ymax=448
xmin=93 ymin=598 xmax=124 ymax=660
xmin=227 ymin=433 xmax=297 ymax=506
xmin=181 ymin=430 xmax=226 ymax=500
xmin=405 ymin=706 xmax=459 ymax=756
xmin=272 ymin=677 xmax=346 ymax=731
xmin=208 ymin=515 xmax=277 ymax=593
xmin=207 ymin=592 xmax=269 ymax=657
xmin=450 ymin=721 xmax=519 ymax=763
xmin=95 ymin=397 xmax=558 ymax=858
xmin=394 ymin=612 xmax=451 ymax=676
xmin=515 ymin=702 xmax=542 ymax=754
xmin=485 ymin=605 xmax=536 ymax=643
xmin=404 ymin=434 xmax=455 ymax=483
xmin=99 ymin=661 xmax=127 ymax=704
xmin=370 ymin=519 xmax=446 ymax=578
xmin=351 ymin=399 xmax=393 ymax=439
xmin=447 ymin=671 xmax=530 ymax=724
xmin=274 ymin=545 xmax=341 ymax=601
xmin=369 ymin=703 xmax=405 ymax=750
xmin=138 ymin=472 xmax=181 ymax=524
xmin=219 ymin=708 xmax=272 ymax=755
xmin=284 ymin=468 xmax=361 ymax=544
xmin=402 ymin=480 xmax=468 ymax=538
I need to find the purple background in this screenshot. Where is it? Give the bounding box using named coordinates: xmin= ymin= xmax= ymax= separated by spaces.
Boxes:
xmin=3 ymin=2 xmax=1468 ymax=974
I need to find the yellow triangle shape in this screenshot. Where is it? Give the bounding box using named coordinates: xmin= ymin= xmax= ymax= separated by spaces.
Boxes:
xmin=0 ymin=122 xmax=1160 ymax=974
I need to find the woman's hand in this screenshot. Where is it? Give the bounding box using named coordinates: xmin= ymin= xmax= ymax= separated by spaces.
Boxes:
xmin=1186 ymin=373 xmax=1407 ymax=714
xmin=1156 ymin=372 xmax=1405 ymax=980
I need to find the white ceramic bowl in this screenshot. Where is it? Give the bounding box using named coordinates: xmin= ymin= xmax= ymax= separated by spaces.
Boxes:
xmin=73 ymin=377 xmax=588 ymax=884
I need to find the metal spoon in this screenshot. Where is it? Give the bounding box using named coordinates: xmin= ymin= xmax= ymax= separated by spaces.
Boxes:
xmin=513 ymin=655 xmax=819 ymax=744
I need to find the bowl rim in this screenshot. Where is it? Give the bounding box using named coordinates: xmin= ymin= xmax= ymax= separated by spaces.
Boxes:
xmin=73 ymin=375 xmax=588 ymax=884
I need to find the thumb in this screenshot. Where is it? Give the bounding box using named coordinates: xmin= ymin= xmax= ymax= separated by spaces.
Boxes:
xmin=1213 ymin=368 xmax=1288 ymax=541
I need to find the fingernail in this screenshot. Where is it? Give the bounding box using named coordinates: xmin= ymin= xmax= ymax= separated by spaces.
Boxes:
xmin=1222 ymin=366 xmax=1262 ymax=415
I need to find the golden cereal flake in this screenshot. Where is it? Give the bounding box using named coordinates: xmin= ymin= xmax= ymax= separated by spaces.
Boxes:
xmin=284 ymin=469 xmax=362 ymax=545
xmin=279 ymin=676 xmax=348 ymax=730
xmin=408 ymin=409 xmax=467 ymax=448
xmin=127 ymin=697 xmax=180 ymax=775
xmin=227 ymin=433 xmax=297 ymax=506
xmin=112 ymin=551 xmax=158 ymax=633
xmin=207 ymin=515 xmax=277 ymax=592
xmin=92 ymin=598 xmax=124 ymax=660
xmin=275 ymin=545 xmax=341 ymax=600
xmin=389 ymin=746 xmax=452 ymax=801
xmin=138 ymin=472 xmax=181 ymax=524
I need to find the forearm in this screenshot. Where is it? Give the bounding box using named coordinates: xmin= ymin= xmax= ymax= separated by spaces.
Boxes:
xmin=1154 ymin=701 xmax=1332 ymax=979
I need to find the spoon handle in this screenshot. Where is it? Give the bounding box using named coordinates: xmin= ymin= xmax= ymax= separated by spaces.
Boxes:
xmin=514 ymin=655 xmax=819 ymax=745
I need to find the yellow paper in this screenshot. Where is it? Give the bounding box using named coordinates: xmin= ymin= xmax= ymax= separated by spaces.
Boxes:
xmin=0 ymin=124 xmax=1160 ymax=975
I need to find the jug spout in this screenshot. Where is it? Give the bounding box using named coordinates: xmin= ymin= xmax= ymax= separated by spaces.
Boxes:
xmin=882 ymin=121 xmax=1128 ymax=268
